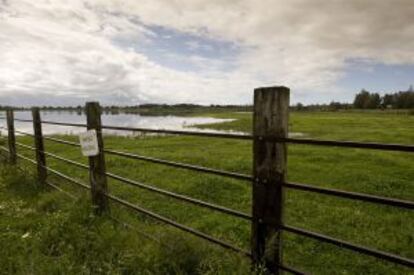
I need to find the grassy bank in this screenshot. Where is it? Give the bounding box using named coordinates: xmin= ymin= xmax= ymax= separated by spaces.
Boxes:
xmin=0 ymin=110 xmax=413 ymax=274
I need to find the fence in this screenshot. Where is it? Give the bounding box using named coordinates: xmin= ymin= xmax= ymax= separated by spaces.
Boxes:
xmin=0 ymin=86 xmax=413 ymax=274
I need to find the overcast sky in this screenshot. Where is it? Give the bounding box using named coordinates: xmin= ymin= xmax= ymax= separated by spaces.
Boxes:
xmin=1 ymin=0 xmax=413 ymax=106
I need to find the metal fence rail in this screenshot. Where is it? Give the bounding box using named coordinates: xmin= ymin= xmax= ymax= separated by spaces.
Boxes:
xmin=0 ymin=147 xmax=171 ymax=247
xmin=4 ymin=118 xmax=414 ymax=152
xmin=282 ymin=137 xmax=414 ymax=152
xmin=282 ymin=225 xmax=414 ymax=268
xmin=104 ymin=149 xmax=252 ymax=182
xmin=1 ymin=86 xmax=413 ymax=274
xmin=283 ymin=181 xmax=414 ymax=210
xmin=15 ymin=141 xmax=88 ymax=169
xmin=0 ymin=147 xmax=270 ymax=272
xmin=0 ymin=147 xmax=183 ymax=252
xmin=14 ymin=141 xmax=252 ymax=220
xmin=105 ymin=171 xmax=252 ymax=220
xmin=9 ymin=128 xmax=414 ymax=211
xmin=8 ymin=128 xmax=252 ymax=181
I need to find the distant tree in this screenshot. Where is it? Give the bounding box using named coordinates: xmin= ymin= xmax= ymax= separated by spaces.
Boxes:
xmin=353 ymin=89 xmax=371 ymax=108
xmin=329 ymin=101 xmax=342 ymax=111
xmin=353 ymin=90 xmax=381 ymax=109
xmin=295 ymin=102 xmax=304 ymax=111
xmin=394 ymin=91 xmax=414 ymax=109
xmin=381 ymin=94 xmax=394 ymax=108
xmin=367 ymin=93 xmax=381 ymax=109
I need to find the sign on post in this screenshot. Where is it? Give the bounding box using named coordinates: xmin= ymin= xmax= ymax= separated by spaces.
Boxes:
xmin=79 ymin=130 xmax=99 ymax=157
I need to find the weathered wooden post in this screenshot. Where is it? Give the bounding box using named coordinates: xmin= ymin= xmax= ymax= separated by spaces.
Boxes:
xmin=85 ymin=102 xmax=109 ymax=214
xmin=251 ymin=86 xmax=290 ymax=274
xmin=32 ymin=107 xmax=47 ymax=185
xmin=6 ymin=108 xmax=16 ymax=164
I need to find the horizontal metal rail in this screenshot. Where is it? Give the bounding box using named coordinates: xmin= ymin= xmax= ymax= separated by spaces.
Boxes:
xmin=106 ymin=192 xmax=251 ymax=256
xmin=45 ymin=180 xmax=77 ymax=199
xmin=1 ymin=147 xmax=79 ymax=199
xmin=1 ymin=148 xmax=302 ymax=275
xmin=15 ymin=142 xmax=88 ymax=170
xmin=282 ymin=225 xmax=414 ymax=268
xmin=105 ymin=193 xmax=304 ymax=274
xmin=7 ymin=147 xmax=167 ymax=251
xmin=15 ymin=129 xmax=34 ymax=136
xmin=3 ymin=148 xmax=252 ymax=269
xmin=13 ymin=152 xmax=90 ymax=190
xmin=13 ymin=139 xmax=414 ymax=211
xmin=284 ymin=182 xmax=414 ymax=210
xmin=280 ymin=266 xmax=308 ymax=275
xmin=40 ymin=178 xmax=167 ymax=248
xmin=45 ymin=165 xmax=90 ymax=190
xmin=16 ymin=129 xmax=80 ymax=147
xmin=42 ymin=123 xmax=414 ymax=152
xmin=12 ymin=118 xmax=33 ymax=123
xmin=102 ymin=126 xmax=414 ymax=152
xmin=13 ymin=142 xmax=251 ymax=220
xmin=104 ymin=149 xmax=252 ymax=182
xmin=2 ymin=145 xmax=166 ymax=250
xmin=105 ymin=171 xmax=252 ymax=220
xmin=42 ymin=120 xmax=87 ymax=128
xmin=0 ymin=146 xmax=9 ymax=153
xmin=3 ymin=116 xmax=413 ymax=272
xmin=282 ymin=137 xmax=414 ymax=153
xmin=2 ymin=123 xmax=413 ymax=152
xmin=7 ymin=119 xmax=251 ymax=140
xmin=108 ymin=215 xmax=169 ymax=248
xmin=45 ymin=151 xmax=88 ymax=170
xmin=2 ymin=127 xmax=81 ymax=147
xmin=17 ymin=129 xmax=81 ymax=147
xmin=101 ymin=124 xmax=252 ymax=140
xmin=44 ymin=136 xmax=81 ymax=147
xmin=0 ymin=127 xmax=34 ymax=137
xmin=14 ymin=151 xmax=37 ymax=165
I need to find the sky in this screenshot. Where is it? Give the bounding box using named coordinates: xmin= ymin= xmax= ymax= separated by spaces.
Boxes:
xmin=0 ymin=0 xmax=413 ymax=106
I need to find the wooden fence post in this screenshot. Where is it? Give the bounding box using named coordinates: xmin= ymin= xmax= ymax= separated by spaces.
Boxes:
xmin=32 ymin=108 xmax=47 ymax=185
xmin=6 ymin=108 xmax=16 ymax=164
xmin=251 ymin=86 xmax=290 ymax=274
xmin=85 ymin=102 xmax=110 ymax=214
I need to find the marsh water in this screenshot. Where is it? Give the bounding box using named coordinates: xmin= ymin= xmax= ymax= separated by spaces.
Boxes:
xmin=1 ymin=111 xmax=304 ymax=137
xmin=3 ymin=111 xmax=239 ymax=136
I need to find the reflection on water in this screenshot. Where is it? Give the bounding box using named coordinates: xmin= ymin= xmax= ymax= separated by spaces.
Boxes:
xmin=0 ymin=111 xmax=304 ymax=137
xmin=3 ymin=111 xmax=240 ymax=136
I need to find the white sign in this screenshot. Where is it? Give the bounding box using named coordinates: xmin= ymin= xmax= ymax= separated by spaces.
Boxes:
xmin=79 ymin=130 xmax=99 ymax=157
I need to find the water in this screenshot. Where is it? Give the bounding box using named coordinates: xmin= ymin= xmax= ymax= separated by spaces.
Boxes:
xmin=0 ymin=111 xmax=304 ymax=137
xmin=2 ymin=111 xmax=240 ymax=136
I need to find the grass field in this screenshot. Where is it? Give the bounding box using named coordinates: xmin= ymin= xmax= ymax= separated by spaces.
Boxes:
xmin=0 ymin=110 xmax=413 ymax=274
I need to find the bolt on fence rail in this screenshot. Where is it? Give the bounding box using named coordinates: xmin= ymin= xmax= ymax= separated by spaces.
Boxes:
xmin=0 ymin=85 xmax=413 ymax=274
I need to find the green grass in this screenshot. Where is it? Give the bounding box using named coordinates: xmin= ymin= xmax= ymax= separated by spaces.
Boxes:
xmin=0 ymin=110 xmax=413 ymax=274
xmin=0 ymin=160 xmax=249 ymax=274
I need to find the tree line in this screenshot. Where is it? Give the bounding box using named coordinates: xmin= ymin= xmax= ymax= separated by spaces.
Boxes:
xmin=1 ymin=86 xmax=413 ymax=111
xmin=353 ymin=86 xmax=414 ymax=109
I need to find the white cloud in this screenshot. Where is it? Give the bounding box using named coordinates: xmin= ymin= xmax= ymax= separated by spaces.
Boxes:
xmin=1 ymin=0 xmax=413 ymax=105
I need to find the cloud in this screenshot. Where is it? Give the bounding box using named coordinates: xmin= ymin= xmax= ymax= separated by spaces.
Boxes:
xmin=1 ymin=0 xmax=413 ymax=106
